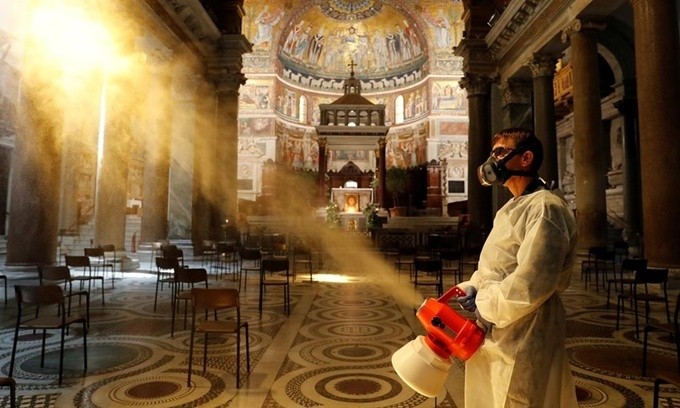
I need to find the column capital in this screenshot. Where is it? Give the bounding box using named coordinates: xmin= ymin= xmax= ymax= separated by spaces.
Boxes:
xmin=528 ymin=53 xmax=557 ymax=78
xmin=561 ymin=19 xmax=606 ymax=43
xmin=318 ymin=137 xmax=327 ymax=148
xmin=501 ymin=78 xmax=532 ymax=106
xmin=378 ymin=137 xmax=387 ymax=148
xmin=207 ymin=34 xmax=252 ymax=94
xmin=459 ymin=74 xmax=493 ymax=97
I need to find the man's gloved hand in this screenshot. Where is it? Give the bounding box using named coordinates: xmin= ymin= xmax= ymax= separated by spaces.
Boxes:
xmin=475 ymin=309 xmax=493 ymax=333
xmin=456 ymin=286 xmax=477 ymax=312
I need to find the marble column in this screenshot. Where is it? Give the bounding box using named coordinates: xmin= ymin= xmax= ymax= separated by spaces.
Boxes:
xmin=94 ymin=77 xmax=133 ymax=249
xmin=378 ymin=137 xmax=387 ymax=210
xmin=207 ymin=34 xmax=251 ymax=241
xmin=459 ymin=74 xmax=493 ymax=233
xmin=500 ymin=78 xmax=532 ymax=129
xmin=0 ymin=146 xmax=10 ymax=235
xmin=6 ymin=76 xmax=63 ymax=265
xmin=192 ymin=78 xmax=217 ymax=248
xmin=614 ymin=97 xmax=643 ymax=250
xmin=141 ymin=61 xmax=172 ymax=243
xmin=562 ymin=20 xmax=608 ymax=250
xmin=630 ymin=0 xmax=680 ymax=267
xmin=529 ymin=53 xmax=559 ymax=185
xmin=497 ymin=78 xmax=531 ymax=207
xmin=318 ymin=137 xmax=327 ymax=204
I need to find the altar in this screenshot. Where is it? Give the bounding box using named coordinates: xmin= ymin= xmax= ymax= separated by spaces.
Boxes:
xmin=330 ymin=185 xmax=374 ymax=230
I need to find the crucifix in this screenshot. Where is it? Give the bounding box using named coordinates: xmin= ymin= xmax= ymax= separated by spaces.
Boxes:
xmin=347 ymin=59 xmax=357 ymax=76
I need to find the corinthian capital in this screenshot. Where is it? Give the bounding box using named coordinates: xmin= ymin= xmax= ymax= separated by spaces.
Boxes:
xmin=528 ymin=53 xmax=557 ymax=78
xmin=459 ymin=74 xmax=493 ymax=97
xmin=561 ymin=19 xmax=606 ymax=43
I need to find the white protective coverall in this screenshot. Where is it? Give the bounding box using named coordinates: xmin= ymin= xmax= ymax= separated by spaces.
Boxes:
xmin=458 ymin=188 xmax=578 ymax=408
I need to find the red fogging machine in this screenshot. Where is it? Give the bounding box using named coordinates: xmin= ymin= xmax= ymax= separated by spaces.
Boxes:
xmin=391 ymin=286 xmax=485 ymax=397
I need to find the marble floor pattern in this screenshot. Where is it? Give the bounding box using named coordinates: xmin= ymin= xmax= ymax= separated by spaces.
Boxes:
xmin=0 ymin=249 xmax=678 ymax=407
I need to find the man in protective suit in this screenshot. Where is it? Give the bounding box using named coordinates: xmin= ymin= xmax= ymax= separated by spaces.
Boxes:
xmin=457 ymin=128 xmax=579 ymax=407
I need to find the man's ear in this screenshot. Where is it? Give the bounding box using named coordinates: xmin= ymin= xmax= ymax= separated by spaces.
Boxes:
xmin=521 ymin=150 xmax=534 ymax=169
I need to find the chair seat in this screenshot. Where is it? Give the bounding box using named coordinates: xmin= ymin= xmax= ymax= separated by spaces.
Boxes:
xmin=21 ymin=314 xmax=86 ymax=329
xmin=196 ymin=320 xmax=241 ymax=334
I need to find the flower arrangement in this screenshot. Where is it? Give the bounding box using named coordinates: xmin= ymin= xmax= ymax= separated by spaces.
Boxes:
xmin=325 ymin=200 xmax=341 ymax=228
xmin=363 ymin=202 xmax=379 ymax=231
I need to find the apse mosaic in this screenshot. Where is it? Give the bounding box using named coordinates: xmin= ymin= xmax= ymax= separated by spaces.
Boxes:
xmin=239 ymin=0 xmax=468 ymax=199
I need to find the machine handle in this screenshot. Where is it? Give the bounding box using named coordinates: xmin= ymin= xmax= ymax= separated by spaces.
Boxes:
xmin=437 ymin=286 xmax=467 ymax=304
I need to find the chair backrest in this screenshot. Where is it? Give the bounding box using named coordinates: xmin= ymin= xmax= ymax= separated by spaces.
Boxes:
xmin=15 ymin=284 xmax=64 ymax=307
xmin=162 ymin=246 xmax=184 ymax=260
xmin=98 ymin=244 xmax=117 ymax=261
xmin=414 ymin=258 xmax=443 ymax=273
xmin=38 ymin=265 xmax=71 ymax=283
xmin=621 ymin=258 xmax=647 ymax=274
xmin=261 ymin=258 xmax=290 ymax=274
xmin=191 ymin=287 xmax=239 ymax=310
xmin=240 ymin=248 xmax=261 ymax=261
xmin=636 ymin=267 xmax=669 ymax=285
xmin=398 ymin=246 xmax=417 ymax=256
xmin=84 ymin=247 xmax=105 ymax=258
xmin=202 ymin=240 xmax=216 ymax=251
xmin=65 ymin=255 xmax=91 ymax=268
xmin=438 ymin=249 xmax=461 ymax=262
xmin=156 ymin=257 xmax=179 ymax=270
xmin=175 ymin=268 xmax=208 ymax=285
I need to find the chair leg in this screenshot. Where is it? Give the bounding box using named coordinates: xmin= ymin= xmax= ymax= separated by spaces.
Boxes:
xmin=653 ymin=377 xmax=664 ymax=408
xmin=154 ymin=276 xmax=161 ymax=312
xmin=643 ymin=327 xmax=650 ymax=376
xmin=203 ymin=333 xmax=209 ymax=373
xmin=82 ymin=320 xmax=88 ymax=374
xmin=236 ymin=329 xmax=241 ymax=388
xmin=59 ymin=327 xmax=65 ymax=385
xmin=245 ymin=323 xmax=251 ymax=373
xmin=9 ymin=326 xmax=20 ymax=378
xmin=187 ymin=327 xmax=194 ymax=387
xmin=616 ymin=296 xmax=621 ymax=330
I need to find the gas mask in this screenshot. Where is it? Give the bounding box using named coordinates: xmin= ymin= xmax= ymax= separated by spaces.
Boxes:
xmin=477 ymin=145 xmax=535 ymax=186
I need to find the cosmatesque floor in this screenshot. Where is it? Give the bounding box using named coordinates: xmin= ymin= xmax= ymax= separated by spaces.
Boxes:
xmin=0 ymin=248 xmax=678 ymax=408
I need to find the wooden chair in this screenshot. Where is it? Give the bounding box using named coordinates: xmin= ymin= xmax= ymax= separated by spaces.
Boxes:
xmin=581 ymin=246 xmax=614 ymax=292
xmin=84 ymin=247 xmax=115 ymax=289
xmin=10 ymin=285 xmax=88 ymax=385
xmin=171 ymin=268 xmax=208 ymax=337
xmin=292 ymin=245 xmax=313 ymax=283
xmin=653 ymin=373 xmax=680 ymax=408
xmin=64 ymin=255 xmax=105 ymax=306
xmin=38 ymin=266 xmax=90 ymax=326
xmin=643 ymin=292 xmax=680 ymax=376
xmin=0 ymin=376 xmax=16 ymax=408
xmin=617 ymin=267 xmax=671 ymax=338
xmin=413 ymin=258 xmax=444 ymax=297
xmin=200 ymin=240 xmax=217 ymax=270
xmin=214 ymin=243 xmax=239 ymax=280
xmin=606 ymin=258 xmax=647 ymax=309
xmin=161 ymin=244 xmax=185 ymax=267
xmin=259 ymin=258 xmax=291 ymax=316
xmin=439 ymin=249 xmax=462 ymax=284
xmin=394 ymin=246 xmax=417 ymax=279
xmin=99 ymin=244 xmax=123 ymax=282
xmin=0 ymin=274 xmax=7 ymax=306
xmin=154 ymin=257 xmax=179 ymax=312
xmin=239 ymin=248 xmax=261 ymax=291
xmin=188 ymin=288 xmax=250 ymax=388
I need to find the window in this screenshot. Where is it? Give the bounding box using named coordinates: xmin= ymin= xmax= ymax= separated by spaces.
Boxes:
xmin=395 ymin=95 xmax=404 ymax=124
xmin=298 ymin=96 xmax=307 ymax=123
